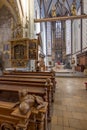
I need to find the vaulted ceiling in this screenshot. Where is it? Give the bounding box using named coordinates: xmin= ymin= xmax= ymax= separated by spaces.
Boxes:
xmin=0 ymin=0 xmax=20 ymax=24
xmin=38 ymin=0 xmax=81 ymax=18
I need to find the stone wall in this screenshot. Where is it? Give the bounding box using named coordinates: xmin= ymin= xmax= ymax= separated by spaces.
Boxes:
xmin=0 ymin=5 xmax=13 ymax=68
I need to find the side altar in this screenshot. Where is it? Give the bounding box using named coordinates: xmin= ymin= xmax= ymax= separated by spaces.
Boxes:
xmin=10 ymin=38 xmax=38 ymax=68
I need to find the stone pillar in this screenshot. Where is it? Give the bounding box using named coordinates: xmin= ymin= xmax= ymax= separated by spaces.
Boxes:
xmin=21 ymin=0 xmax=34 ymax=39
xmin=51 ymin=22 xmax=56 ymax=64
xmin=28 ymin=0 xmax=34 ymax=39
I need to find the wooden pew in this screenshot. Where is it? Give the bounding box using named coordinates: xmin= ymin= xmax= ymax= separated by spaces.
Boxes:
xmin=0 ymin=76 xmax=47 ymax=84
xmin=3 ymin=74 xmax=55 ymax=102
xmin=4 ymin=70 xmax=56 ymax=94
xmin=0 ymin=88 xmax=48 ymax=130
xmin=0 ymin=84 xmax=47 ymax=96
xmin=0 ymin=75 xmax=54 ymax=102
xmin=4 ymin=70 xmax=55 ymax=76
xmin=3 ymin=74 xmax=56 ymax=93
xmin=0 ymin=79 xmax=51 ymax=121
xmin=2 ymin=71 xmax=56 ymax=121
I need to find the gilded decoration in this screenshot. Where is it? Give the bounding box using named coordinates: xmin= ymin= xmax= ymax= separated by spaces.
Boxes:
xmin=10 ymin=38 xmax=38 ymax=67
xmin=29 ymin=41 xmax=38 ymax=59
xmin=11 ymin=38 xmax=28 ymax=67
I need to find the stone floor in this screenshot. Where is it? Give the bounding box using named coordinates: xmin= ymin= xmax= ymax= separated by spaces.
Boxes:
xmin=51 ymin=77 xmax=87 ymax=130
xmin=53 ymin=68 xmax=87 ymax=78
xmin=55 ymin=71 xmax=87 ymax=78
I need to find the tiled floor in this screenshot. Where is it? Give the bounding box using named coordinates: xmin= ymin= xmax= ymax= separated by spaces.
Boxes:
xmin=56 ymin=71 xmax=87 ymax=78
xmin=51 ymin=77 xmax=87 ymax=130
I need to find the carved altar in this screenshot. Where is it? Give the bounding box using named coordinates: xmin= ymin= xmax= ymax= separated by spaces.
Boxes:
xmin=10 ymin=38 xmax=38 ymax=67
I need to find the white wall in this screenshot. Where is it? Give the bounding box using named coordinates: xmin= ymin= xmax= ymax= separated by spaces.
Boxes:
xmin=16 ymin=0 xmax=23 ymax=21
xmin=40 ymin=23 xmax=46 ymax=55
xmin=82 ymin=0 xmax=87 ymax=51
xmin=71 ymin=7 xmax=81 ymax=55
xmin=72 ymin=18 xmax=81 ymax=54
xmin=65 ymin=20 xmax=71 ymax=55
xmin=34 ymin=0 xmax=47 ymax=65
xmin=18 ymin=0 xmax=34 ymax=38
xmin=34 ymin=0 xmax=40 ymax=38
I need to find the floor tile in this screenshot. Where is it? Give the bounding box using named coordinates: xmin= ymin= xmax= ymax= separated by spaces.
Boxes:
xmin=51 ymin=77 xmax=87 ymax=130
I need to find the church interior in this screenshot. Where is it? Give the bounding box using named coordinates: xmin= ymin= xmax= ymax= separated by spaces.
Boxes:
xmin=0 ymin=0 xmax=87 ymax=130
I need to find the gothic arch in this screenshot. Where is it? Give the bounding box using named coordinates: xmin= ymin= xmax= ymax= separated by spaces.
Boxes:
xmin=0 ymin=0 xmax=21 ymax=23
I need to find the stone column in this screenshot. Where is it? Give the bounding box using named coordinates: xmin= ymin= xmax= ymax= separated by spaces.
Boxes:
xmin=28 ymin=0 xmax=34 ymax=39
xmin=51 ymin=22 xmax=56 ymax=64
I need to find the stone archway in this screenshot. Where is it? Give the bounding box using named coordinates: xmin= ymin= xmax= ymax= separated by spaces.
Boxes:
xmin=0 ymin=0 xmax=22 ymax=68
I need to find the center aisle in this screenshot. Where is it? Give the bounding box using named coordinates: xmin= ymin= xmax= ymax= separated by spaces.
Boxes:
xmin=51 ymin=77 xmax=87 ymax=130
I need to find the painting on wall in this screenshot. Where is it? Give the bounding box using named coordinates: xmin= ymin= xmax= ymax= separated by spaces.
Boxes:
xmin=14 ymin=45 xmax=25 ymax=59
xmin=11 ymin=39 xmax=28 ymax=67
xmin=29 ymin=42 xmax=37 ymax=49
xmin=29 ymin=42 xmax=38 ymax=60
xmin=29 ymin=49 xmax=37 ymax=59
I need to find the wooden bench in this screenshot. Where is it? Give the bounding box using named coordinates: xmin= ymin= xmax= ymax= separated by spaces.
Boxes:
xmin=0 ymin=79 xmax=52 ymax=121
xmin=3 ymin=71 xmax=56 ymax=93
xmin=0 ymin=76 xmax=53 ymax=101
xmin=84 ymin=82 xmax=87 ymax=90
xmin=4 ymin=70 xmax=55 ymax=76
xmin=4 ymin=73 xmax=56 ymax=91
xmin=0 ymin=89 xmax=48 ymax=130
xmin=0 ymin=76 xmax=47 ymax=84
xmin=0 ymin=84 xmax=47 ymax=96
xmin=2 ymin=72 xmax=55 ymax=121
xmin=1 ymin=75 xmax=54 ymax=102
xmin=3 ymin=75 xmax=55 ymax=100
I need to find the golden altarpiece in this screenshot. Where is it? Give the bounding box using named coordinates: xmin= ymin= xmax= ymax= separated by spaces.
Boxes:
xmin=10 ymin=38 xmax=38 ymax=68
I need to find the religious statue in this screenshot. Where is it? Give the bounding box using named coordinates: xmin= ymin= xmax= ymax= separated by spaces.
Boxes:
xmin=51 ymin=5 xmax=56 ymax=17
xmin=36 ymin=60 xmax=41 ymax=72
xmin=19 ymin=89 xmax=46 ymax=114
xmin=71 ymin=2 xmax=77 ymax=16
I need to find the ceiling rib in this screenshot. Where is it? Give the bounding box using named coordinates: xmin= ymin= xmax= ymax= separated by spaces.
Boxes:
xmin=34 ymin=14 xmax=87 ymax=23
xmin=66 ymin=0 xmax=72 ymax=15
xmin=1 ymin=0 xmax=17 ymax=21
xmin=46 ymin=0 xmax=53 ymax=17
xmin=56 ymin=1 xmax=63 ymax=15
xmin=43 ymin=0 xmax=46 ymax=17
